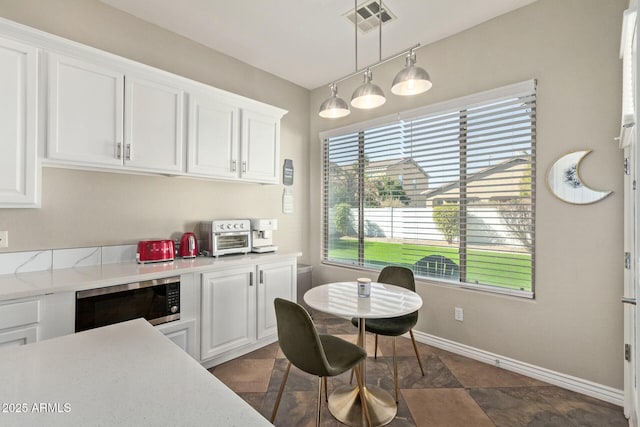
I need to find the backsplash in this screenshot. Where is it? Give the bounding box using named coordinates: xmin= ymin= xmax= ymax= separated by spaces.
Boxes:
xmin=0 ymin=244 xmax=137 ymax=275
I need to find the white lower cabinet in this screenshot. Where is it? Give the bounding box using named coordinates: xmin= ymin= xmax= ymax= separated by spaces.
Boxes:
xmin=156 ymin=318 xmax=196 ymax=358
xmin=0 ymin=298 xmax=40 ymax=350
xmin=200 ymin=258 xmax=296 ymax=364
xmin=0 ymin=326 xmax=37 ymax=349
xmin=201 ymin=264 xmax=256 ymax=361
xmin=256 ymin=259 xmax=297 ymax=340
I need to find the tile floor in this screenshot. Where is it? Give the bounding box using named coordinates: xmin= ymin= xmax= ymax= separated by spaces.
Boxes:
xmin=210 ymin=312 xmax=628 ymax=426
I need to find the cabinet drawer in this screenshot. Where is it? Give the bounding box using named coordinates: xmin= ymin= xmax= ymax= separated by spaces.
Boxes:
xmin=0 ymin=326 xmax=37 ymax=349
xmin=0 ymin=300 xmax=40 ymax=330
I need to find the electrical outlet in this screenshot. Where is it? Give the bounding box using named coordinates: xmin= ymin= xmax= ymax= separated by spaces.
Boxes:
xmin=454 ymin=306 xmax=464 ymax=322
xmin=0 ymin=231 xmax=7 ymax=248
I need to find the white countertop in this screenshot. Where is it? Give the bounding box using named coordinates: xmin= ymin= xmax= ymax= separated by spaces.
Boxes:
xmin=0 ymin=318 xmax=271 ymax=426
xmin=0 ymin=252 xmax=300 ymax=301
xmin=304 ymin=281 xmax=423 ymax=319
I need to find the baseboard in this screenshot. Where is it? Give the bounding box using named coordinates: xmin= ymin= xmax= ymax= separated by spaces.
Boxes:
xmin=411 ymin=330 xmax=624 ymax=406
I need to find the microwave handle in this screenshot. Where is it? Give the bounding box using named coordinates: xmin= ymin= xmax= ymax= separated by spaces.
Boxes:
xmin=76 ymin=276 xmax=180 ymax=299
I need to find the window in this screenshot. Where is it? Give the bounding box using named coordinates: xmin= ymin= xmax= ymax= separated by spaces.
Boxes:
xmin=322 ymin=80 xmax=536 ymax=297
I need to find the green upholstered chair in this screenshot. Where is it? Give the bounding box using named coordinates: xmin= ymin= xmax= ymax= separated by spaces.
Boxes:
xmin=351 ymin=266 xmax=425 ymax=402
xmin=271 ymin=298 xmax=370 ymax=427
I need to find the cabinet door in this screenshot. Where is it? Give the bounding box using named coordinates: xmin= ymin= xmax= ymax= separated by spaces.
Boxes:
xmin=187 ymin=93 xmax=239 ymax=179
xmin=47 ymin=53 xmax=124 ymax=167
xmin=0 ymin=326 xmax=37 ymax=350
xmin=124 ymin=75 xmax=185 ymax=173
xmin=156 ymin=319 xmax=196 ymax=358
xmin=256 ymin=259 xmax=296 ymax=340
xmin=0 ymin=37 xmax=39 ymax=208
xmin=240 ymin=109 xmax=280 ymax=183
xmin=201 ymin=265 xmax=256 ymax=360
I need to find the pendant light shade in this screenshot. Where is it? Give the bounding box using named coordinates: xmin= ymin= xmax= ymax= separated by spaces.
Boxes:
xmin=391 ymin=51 xmax=432 ymax=96
xmin=319 ymin=83 xmax=350 ymax=118
xmin=351 ymin=69 xmax=386 ymax=109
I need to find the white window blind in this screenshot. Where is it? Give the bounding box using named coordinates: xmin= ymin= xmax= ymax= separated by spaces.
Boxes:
xmin=322 ymin=80 xmax=536 ymax=297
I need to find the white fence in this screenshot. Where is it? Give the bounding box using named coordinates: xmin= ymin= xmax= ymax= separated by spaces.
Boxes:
xmin=328 ymin=207 xmax=524 ymax=247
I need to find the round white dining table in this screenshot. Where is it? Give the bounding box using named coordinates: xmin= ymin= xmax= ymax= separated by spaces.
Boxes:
xmin=304 ymin=281 xmax=423 ymax=427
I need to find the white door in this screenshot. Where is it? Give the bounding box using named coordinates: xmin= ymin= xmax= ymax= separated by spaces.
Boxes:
xmin=240 ymin=109 xmax=280 ymax=183
xmin=622 ymin=4 xmax=639 ymax=424
xmin=124 ymin=75 xmax=185 ymax=173
xmin=0 ymin=36 xmax=39 ymax=208
xmin=200 ymin=265 xmax=256 ymax=360
xmin=47 ymin=53 xmax=124 ymax=167
xmin=187 ymin=93 xmax=239 ymax=179
xmin=624 ymin=138 xmax=638 ymax=424
xmin=256 ymin=260 xmax=296 ymax=340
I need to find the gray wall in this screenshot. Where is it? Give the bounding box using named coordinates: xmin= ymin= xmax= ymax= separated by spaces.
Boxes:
xmin=0 ymin=0 xmax=311 ymax=257
xmin=309 ymin=0 xmax=626 ymax=389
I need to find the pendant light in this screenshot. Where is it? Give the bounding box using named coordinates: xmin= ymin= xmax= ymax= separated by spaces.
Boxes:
xmin=318 ymin=0 xmax=432 ymax=118
xmin=319 ymin=83 xmax=350 ymax=118
xmin=351 ymin=68 xmax=386 ymax=109
xmin=391 ymin=49 xmax=432 ymax=96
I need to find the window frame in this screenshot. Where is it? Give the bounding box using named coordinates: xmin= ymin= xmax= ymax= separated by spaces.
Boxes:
xmin=320 ymin=80 xmax=536 ymax=299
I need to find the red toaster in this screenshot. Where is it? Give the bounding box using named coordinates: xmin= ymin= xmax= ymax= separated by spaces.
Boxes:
xmin=136 ymin=240 xmax=175 ymax=264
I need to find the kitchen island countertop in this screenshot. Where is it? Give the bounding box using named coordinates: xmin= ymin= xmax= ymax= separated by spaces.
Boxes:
xmin=0 ymin=318 xmax=271 ymax=426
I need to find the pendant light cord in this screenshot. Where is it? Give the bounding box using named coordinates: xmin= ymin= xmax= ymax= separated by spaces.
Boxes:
xmin=379 ymin=0 xmax=382 ymax=62
xmin=354 ymin=0 xmax=358 ymax=72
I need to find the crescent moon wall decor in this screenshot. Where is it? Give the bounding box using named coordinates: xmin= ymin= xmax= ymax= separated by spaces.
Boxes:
xmin=547 ymin=150 xmax=613 ymax=204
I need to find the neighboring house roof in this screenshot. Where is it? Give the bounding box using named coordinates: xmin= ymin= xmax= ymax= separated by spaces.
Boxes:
xmin=422 ymin=157 xmax=528 ymax=199
xmin=364 ymin=158 xmax=430 ymax=180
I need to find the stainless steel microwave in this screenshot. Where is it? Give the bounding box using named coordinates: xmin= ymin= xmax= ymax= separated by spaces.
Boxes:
xmin=75 ymin=276 xmax=180 ymax=332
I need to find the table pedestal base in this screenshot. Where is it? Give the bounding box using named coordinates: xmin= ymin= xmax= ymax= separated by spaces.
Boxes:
xmin=328 ymin=384 xmax=396 ymax=427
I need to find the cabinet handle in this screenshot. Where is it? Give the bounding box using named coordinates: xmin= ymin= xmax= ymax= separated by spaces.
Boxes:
xmin=242 ymin=161 xmax=247 ymax=173
xmin=126 ymin=144 xmax=132 ymax=160
xmin=259 ymin=270 xmax=263 ymax=284
xmin=249 ymin=272 xmax=253 ymax=286
xmin=116 ymin=142 xmax=122 ymax=159
xmin=231 ymin=160 xmax=237 ymax=172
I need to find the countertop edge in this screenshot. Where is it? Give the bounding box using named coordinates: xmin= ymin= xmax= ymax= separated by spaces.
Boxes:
xmin=0 ymin=251 xmax=302 ymax=302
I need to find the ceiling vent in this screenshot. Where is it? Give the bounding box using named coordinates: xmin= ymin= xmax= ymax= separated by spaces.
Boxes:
xmin=344 ymin=1 xmax=396 ymax=34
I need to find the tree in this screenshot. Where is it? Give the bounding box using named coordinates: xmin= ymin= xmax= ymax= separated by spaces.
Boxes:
xmin=496 ymin=200 xmax=532 ymax=252
xmin=334 ymin=203 xmax=353 ymax=236
xmin=434 ymin=203 xmax=459 ymax=244
xmin=371 ymin=177 xmax=410 ymax=208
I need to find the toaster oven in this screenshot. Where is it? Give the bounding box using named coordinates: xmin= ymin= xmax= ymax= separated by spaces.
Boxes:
xmin=200 ymin=220 xmax=251 ymax=257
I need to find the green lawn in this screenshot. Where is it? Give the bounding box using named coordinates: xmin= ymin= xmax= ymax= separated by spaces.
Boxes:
xmin=327 ymin=239 xmax=532 ymax=292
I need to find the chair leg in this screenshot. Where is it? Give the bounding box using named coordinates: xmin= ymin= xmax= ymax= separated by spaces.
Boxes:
xmin=409 ymin=329 xmax=425 ymax=376
xmin=374 ymin=334 xmax=378 ymax=359
xmin=392 ymin=336 xmax=398 ymax=403
xmin=270 ymin=361 xmax=292 ymax=423
xmin=353 ymin=365 xmax=371 ymax=427
xmin=316 ymin=376 xmax=323 ymax=427
xmin=324 ymin=377 xmax=328 ymax=402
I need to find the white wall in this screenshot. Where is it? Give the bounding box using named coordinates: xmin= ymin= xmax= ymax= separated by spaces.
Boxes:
xmin=0 ymin=0 xmax=311 ymax=259
xmin=310 ymin=0 xmax=626 ymax=389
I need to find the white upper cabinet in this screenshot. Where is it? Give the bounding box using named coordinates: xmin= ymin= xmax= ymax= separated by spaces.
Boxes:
xmin=187 ymin=89 xmax=285 ymax=184
xmin=47 ymin=53 xmax=124 ymax=168
xmin=124 ymin=74 xmax=184 ymax=174
xmin=187 ymin=93 xmax=239 ymax=179
xmin=0 ymin=36 xmax=39 ymax=208
xmin=0 ymin=18 xmax=286 ymax=190
xmin=241 ymin=109 xmax=281 ymax=184
xmin=47 ymin=53 xmax=185 ymax=174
